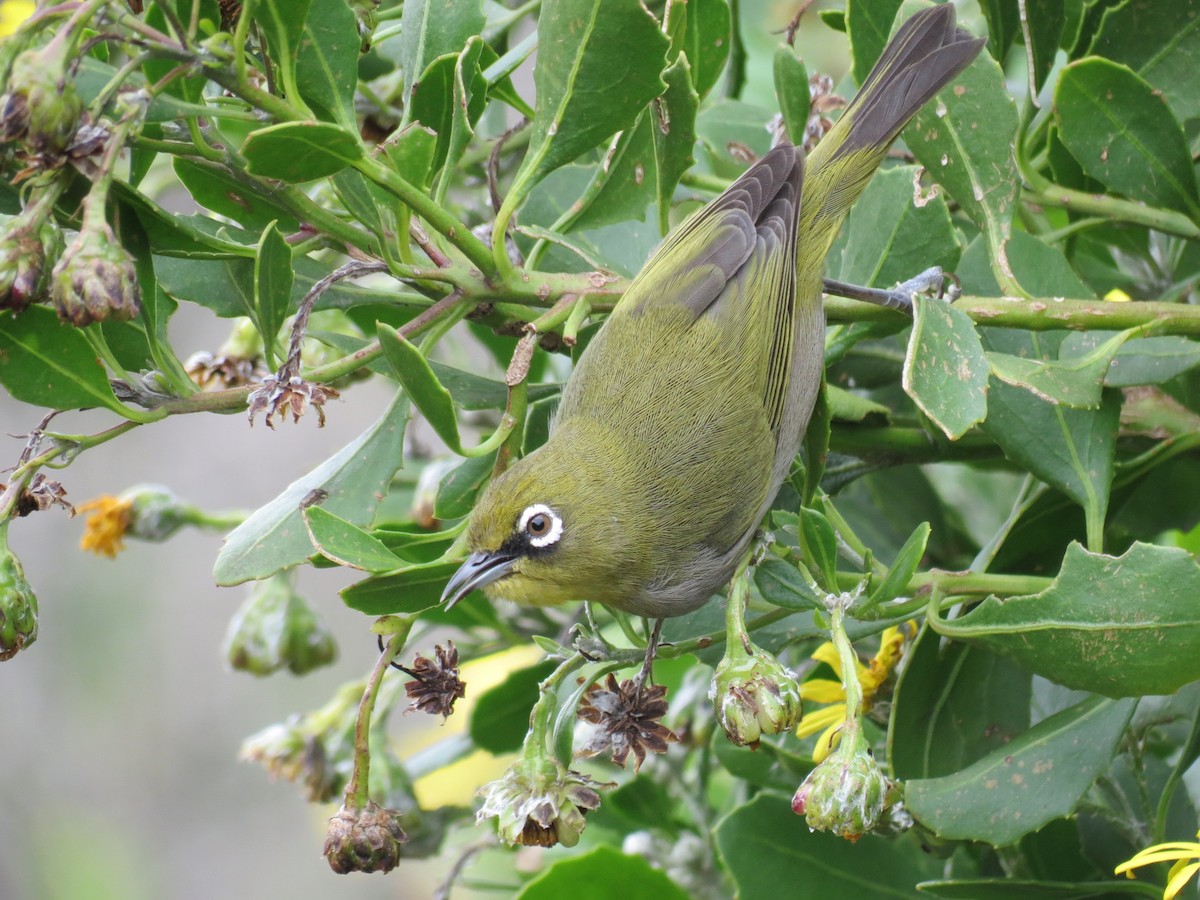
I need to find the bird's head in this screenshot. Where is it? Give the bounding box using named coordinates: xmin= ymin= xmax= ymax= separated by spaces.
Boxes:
xmin=441 ymin=428 xmax=644 ymax=611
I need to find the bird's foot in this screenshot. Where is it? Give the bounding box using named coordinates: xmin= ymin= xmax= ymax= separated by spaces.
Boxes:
xmin=821 ymin=266 xmax=960 ymax=315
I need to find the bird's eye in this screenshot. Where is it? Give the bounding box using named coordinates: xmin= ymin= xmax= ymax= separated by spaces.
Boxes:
xmin=518 ymin=504 xmax=563 ymax=549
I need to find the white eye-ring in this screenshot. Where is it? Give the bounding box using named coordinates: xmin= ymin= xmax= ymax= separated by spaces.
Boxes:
xmin=518 ymin=504 xmax=563 ymax=548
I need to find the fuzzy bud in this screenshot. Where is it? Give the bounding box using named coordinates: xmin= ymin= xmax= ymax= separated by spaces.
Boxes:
xmin=0 ymin=528 xmax=38 ymax=661
xmin=0 ymin=46 xmax=82 ymax=156
xmin=792 ymin=740 xmax=889 ymax=840
xmin=223 ymin=573 xmax=337 ymax=676
xmin=323 ymin=800 xmax=406 ymax=874
xmin=710 ymin=645 xmax=803 ymax=747
xmin=50 ymin=221 xmax=141 ymax=326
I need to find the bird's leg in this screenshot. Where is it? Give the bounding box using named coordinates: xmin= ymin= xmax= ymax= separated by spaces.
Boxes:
xmin=822 ymin=266 xmax=959 ymax=314
xmin=632 ymin=617 xmax=665 ymax=698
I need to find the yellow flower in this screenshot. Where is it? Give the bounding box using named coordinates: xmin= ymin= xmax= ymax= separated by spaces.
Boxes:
xmin=0 ymin=1 xmax=35 ymax=37
xmin=78 ymin=495 xmax=133 ymax=558
xmin=797 ymin=623 xmax=913 ymax=762
xmin=1115 ymin=832 xmax=1200 ymax=900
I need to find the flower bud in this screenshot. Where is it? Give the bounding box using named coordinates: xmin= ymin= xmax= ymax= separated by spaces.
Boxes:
xmin=1 ymin=45 xmax=82 ymax=156
xmin=49 ymin=221 xmax=141 ymax=326
xmin=477 ymin=754 xmax=608 ymax=848
xmin=0 ymin=213 xmax=59 ymax=313
xmin=792 ymin=739 xmax=889 ymax=840
xmin=323 ymin=800 xmax=406 ymax=874
xmin=710 ymin=645 xmax=803 ymax=748
xmin=0 ymin=527 xmax=38 ymax=660
xmin=223 ymin=573 xmax=337 ymax=676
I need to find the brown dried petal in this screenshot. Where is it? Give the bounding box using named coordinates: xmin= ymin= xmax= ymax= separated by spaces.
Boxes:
xmin=403 ymin=641 xmax=466 ymax=719
xmin=576 ymin=674 xmax=677 ymax=772
xmin=247 ymin=375 xmax=340 ymax=428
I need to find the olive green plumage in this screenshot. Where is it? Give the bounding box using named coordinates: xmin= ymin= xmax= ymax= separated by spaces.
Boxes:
xmin=443 ymin=6 xmax=985 ymax=618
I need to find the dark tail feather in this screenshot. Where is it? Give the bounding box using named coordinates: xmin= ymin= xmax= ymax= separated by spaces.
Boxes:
xmin=827 ymin=4 xmax=986 ymax=160
xmin=795 ymin=5 xmax=984 ymax=266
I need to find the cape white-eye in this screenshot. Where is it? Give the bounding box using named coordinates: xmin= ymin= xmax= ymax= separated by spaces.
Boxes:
xmin=443 ymin=6 xmax=984 ymax=619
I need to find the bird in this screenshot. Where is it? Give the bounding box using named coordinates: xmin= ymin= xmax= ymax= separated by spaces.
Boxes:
xmin=442 ymin=6 xmax=985 ymax=626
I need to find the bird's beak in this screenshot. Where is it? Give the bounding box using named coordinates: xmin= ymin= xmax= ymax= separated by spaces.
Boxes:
xmin=441 ymin=550 xmax=517 ymax=610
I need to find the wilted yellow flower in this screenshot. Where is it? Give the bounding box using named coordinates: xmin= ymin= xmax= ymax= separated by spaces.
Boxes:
xmin=78 ymin=494 xmax=133 ymax=557
xmin=1115 ymin=832 xmax=1200 ymax=899
xmin=797 ymin=623 xmax=913 ymax=761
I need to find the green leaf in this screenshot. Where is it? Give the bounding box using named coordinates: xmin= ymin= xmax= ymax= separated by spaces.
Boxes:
xmin=377 ymin=323 xmax=464 ymax=454
xmin=905 ymin=695 xmax=1135 ymax=846
xmin=900 ymin=0 xmax=1019 ymax=294
xmin=889 ymin=627 xmax=1031 ymax=780
xmin=296 ymin=0 xmax=361 ymax=129
xmin=253 ymin=222 xmax=293 ymax=367
xmin=468 ymin=660 xmax=555 ymax=755
xmin=838 ymin=166 xmax=961 ymax=290
xmin=436 ymin=38 xmax=489 ymax=200
xmin=213 ymin=391 xmax=410 ymax=585
xmin=826 ymin=385 xmax=890 ymax=425
xmin=695 ymin=99 xmax=774 ymax=178
xmin=716 ymin=794 xmax=941 ymax=898
xmin=399 ymin=0 xmax=485 ymax=111
xmin=1054 ymin=58 xmax=1200 ymax=219
xmin=651 ymin=55 xmax=699 ymax=235
xmin=242 ymin=121 xmax=364 ymax=182
xmin=172 ymin=159 xmax=301 ymax=232
xmin=380 ymin=123 xmax=439 ymax=189
xmin=1026 ymin=1 xmax=1066 ymax=93
xmin=339 ymin=559 xmax=461 ymax=615
xmin=428 ymin=361 xmax=558 ymax=410
xmin=1090 ymin=0 xmax=1200 ymax=126
xmin=1099 ymin=335 xmax=1200 ymax=387
xmin=755 ymin=558 xmax=821 ymax=611
xmin=244 ymin=0 xmax=314 ymax=111
xmin=434 ymin=452 xmax=495 ymax=520
xmin=563 ymin=113 xmax=657 ymax=234
xmin=517 ymin=846 xmax=690 ymax=900
xmin=846 ymin=0 xmax=904 ymax=84
xmin=957 ymin=230 xmax=1092 ymax=299
xmin=902 ymin=298 xmax=989 ymax=440
xmin=508 ymin=0 xmax=669 ymax=203
xmin=773 ymin=46 xmax=810 ymax=148
xmin=302 ymin=506 xmax=405 ymax=572
xmin=985 ymin=329 xmax=1137 ymax=409
xmin=977 ymin=0 xmax=1018 ymax=63
xmin=980 ymin=367 xmax=1119 ymax=543
xmin=800 ymin=507 xmax=839 ymax=591
xmin=0 ymin=307 xmax=130 ymax=417
xmin=930 ymin=541 xmax=1200 ymax=697
xmin=868 ymin=521 xmax=929 ymax=606
xmin=672 ymin=0 xmax=730 ymax=99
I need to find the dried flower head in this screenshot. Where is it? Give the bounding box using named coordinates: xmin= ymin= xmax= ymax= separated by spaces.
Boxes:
xmin=9 ymin=474 xmax=74 ymax=517
xmin=323 ymin=800 xmax=407 ymax=874
xmin=247 ymin=374 xmax=340 ymax=428
xmin=805 ymin=74 xmax=846 ymax=153
xmin=577 ymin=673 xmax=677 ymax=771
xmin=49 ymin=221 xmax=141 ymax=326
xmin=402 ymin=641 xmax=466 ymax=719
xmin=240 ymin=721 xmax=336 ymax=803
xmin=477 ymin=755 xmax=609 ymax=848
xmin=185 ymin=351 xmax=265 ymax=390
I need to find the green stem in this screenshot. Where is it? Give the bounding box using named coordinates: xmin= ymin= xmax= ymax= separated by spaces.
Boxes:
xmin=828 ymin=605 xmax=864 ymax=720
xmin=354 ymin=157 xmax=498 ymax=280
xmin=1153 ymin=702 xmax=1200 ymax=844
xmin=345 ymin=618 xmax=414 ymax=810
xmin=824 ymin=295 xmax=1200 ymax=334
xmin=1024 ymin=170 xmax=1200 ymax=241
